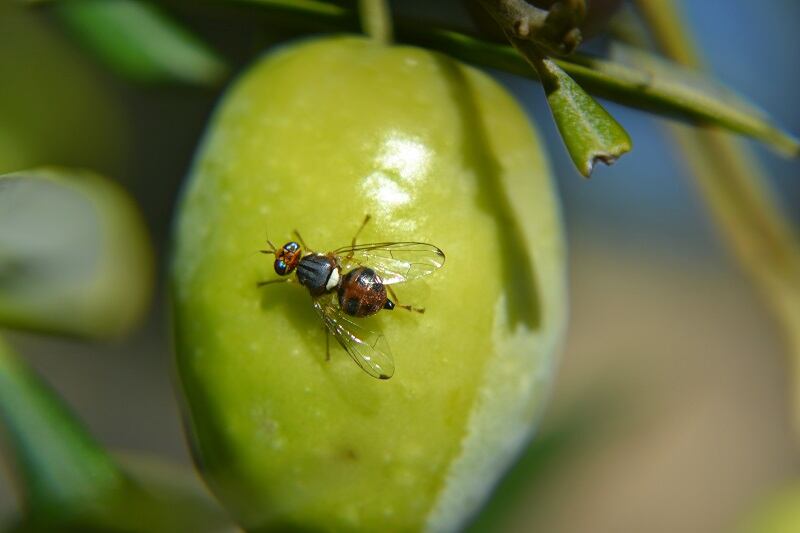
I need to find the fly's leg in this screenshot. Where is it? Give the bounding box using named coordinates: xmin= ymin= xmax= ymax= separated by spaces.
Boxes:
xmin=325 ymin=328 xmax=331 ymax=361
xmin=257 ymin=278 xmax=295 ymax=288
xmin=346 ymin=214 xmax=371 ymax=261
xmin=293 ymin=230 xmax=310 ymax=252
xmin=386 ymin=285 xmax=425 ymax=314
xmin=351 ymin=214 xmax=371 ymax=248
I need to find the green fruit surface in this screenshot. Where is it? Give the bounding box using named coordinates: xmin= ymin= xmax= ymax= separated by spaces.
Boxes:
xmin=172 ymin=36 xmax=566 ymax=532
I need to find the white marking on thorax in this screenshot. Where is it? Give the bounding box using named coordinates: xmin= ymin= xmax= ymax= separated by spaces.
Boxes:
xmin=325 ymin=267 xmax=341 ymax=291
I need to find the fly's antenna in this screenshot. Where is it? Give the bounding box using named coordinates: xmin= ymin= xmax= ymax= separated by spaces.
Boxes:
xmin=260 ymin=225 xmax=277 ymax=255
xmin=260 ymin=240 xmax=277 ymax=255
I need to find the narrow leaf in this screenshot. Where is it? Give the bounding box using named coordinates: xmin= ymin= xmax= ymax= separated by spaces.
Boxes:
xmin=632 ymin=0 xmax=800 ymax=440
xmin=55 ymin=0 xmax=228 ymax=86
xmin=396 ymin=26 xmax=800 ymax=157
xmin=0 ymin=337 xmax=127 ymax=520
xmin=0 ymin=338 xmax=236 ymax=531
xmin=0 ymin=168 xmax=154 ymax=339
xmin=603 ymin=42 xmax=800 ymax=158
xmin=520 ymin=43 xmax=632 ymax=176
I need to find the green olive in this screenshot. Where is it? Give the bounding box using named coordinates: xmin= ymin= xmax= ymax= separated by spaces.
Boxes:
xmin=172 ymin=36 xmax=567 ymax=532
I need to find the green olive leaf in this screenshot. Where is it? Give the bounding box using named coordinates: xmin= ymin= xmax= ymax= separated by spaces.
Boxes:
xmin=0 ymin=3 xmax=128 ymax=176
xmin=0 ymin=336 xmax=127 ymax=521
xmin=393 ymin=28 xmax=800 ymax=157
xmin=54 ymin=0 xmax=228 ymax=86
xmin=518 ymin=43 xmax=632 ymax=177
xmin=540 ymin=57 xmax=632 ymax=176
xmin=0 ymin=338 xmax=235 ymax=532
xmin=0 ymin=168 xmax=153 ymax=339
xmin=600 ymin=42 xmax=800 ymax=157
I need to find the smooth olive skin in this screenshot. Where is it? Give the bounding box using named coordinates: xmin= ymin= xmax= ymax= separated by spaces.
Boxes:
xmin=172 ymin=36 xmax=566 ymax=532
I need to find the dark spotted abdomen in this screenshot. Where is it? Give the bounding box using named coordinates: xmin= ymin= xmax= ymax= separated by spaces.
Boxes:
xmin=296 ymin=254 xmax=337 ymax=297
xmin=338 ymin=267 xmax=388 ymax=317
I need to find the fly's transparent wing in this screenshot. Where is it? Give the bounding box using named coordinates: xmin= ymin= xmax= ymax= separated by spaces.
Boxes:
xmin=333 ymin=242 xmax=445 ymax=285
xmin=313 ymin=296 xmax=395 ymax=380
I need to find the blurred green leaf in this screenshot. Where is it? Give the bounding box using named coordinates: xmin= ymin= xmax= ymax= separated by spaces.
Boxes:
xmin=602 ymin=42 xmax=800 ymax=157
xmin=631 ymin=0 xmax=800 ymax=442
xmin=519 ymin=42 xmax=632 ymax=176
xmin=0 ymin=168 xmax=154 ymax=339
xmin=0 ymin=338 xmax=236 ymax=532
xmin=0 ymin=3 xmax=128 ymax=176
xmin=0 ymin=336 xmax=127 ymax=522
xmin=55 ymin=0 xmax=228 ymax=86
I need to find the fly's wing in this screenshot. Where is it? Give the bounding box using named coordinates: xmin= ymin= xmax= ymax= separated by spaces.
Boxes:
xmin=313 ymin=296 xmax=395 ymax=380
xmin=333 ymin=242 xmax=445 ymax=285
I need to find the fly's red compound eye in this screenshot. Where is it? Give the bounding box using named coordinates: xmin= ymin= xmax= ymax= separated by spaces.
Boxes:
xmin=274 ymin=258 xmax=289 ymax=275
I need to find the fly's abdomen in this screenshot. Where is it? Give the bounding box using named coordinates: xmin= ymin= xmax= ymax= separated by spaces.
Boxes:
xmin=337 ymin=267 xmax=388 ymax=317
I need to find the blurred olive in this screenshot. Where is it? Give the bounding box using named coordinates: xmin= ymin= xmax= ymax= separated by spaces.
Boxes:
xmin=0 ymin=4 xmax=127 ymax=175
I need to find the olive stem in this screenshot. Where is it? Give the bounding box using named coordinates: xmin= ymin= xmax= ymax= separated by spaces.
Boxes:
xmin=477 ymin=0 xmax=585 ymax=54
xmin=358 ymin=0 xmax=393 ymax=45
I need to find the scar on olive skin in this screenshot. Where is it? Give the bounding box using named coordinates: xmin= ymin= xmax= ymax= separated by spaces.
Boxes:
xmin=339 ymin=448 xmax=358 ymax=462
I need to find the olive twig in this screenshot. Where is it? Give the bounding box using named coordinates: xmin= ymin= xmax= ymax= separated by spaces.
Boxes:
xmin=633 ymin=0 xmax=800 ymax=442
xmin=358 ymin=0 xmax=393 ymax=45
xmin=476 ymin=0 xmax=585 ymax=55
xmin=473 ymin=1 xmax=630 ymax=176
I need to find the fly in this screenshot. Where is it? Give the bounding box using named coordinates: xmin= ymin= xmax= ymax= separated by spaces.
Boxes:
xmin=258 ymin=215 xmax=445 ymax=380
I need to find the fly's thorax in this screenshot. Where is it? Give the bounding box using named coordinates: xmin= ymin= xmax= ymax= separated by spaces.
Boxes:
xmin=337 ymin=267 xmax=388 ymax=318
xmin=325 ymin=266 xmax=341 ymax=291
xmin=296 ymin=253 xmax=338 ymax=296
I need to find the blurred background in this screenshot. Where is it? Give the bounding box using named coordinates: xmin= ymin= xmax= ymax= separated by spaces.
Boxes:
xmin=1 ymin=0 xmax=799 ymax=531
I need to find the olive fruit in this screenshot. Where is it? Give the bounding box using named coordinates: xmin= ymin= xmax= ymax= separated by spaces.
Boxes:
xmin=172 ymin=36 xmax=567 ymax=532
